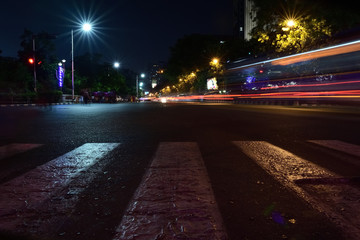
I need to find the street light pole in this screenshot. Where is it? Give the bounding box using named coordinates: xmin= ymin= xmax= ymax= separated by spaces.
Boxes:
xmin=136 ymin=75 xmax=139 ymax=98
xmin=32 ymin=35 xmax=37 ymax=92
xmin=136 ymin=73 xmax=145 ymax=99
xmin=70 ymin=23 xmax=92 ymax=101
xmin=71 ymin=29 xmax=75 ymax=101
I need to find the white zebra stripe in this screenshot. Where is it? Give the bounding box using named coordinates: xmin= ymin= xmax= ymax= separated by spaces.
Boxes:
xmin=233 ymin=141 xmax=360 ymax=240
xmin=114 ymin=142 xmax=227 ymax=240
xmin=0 ymin=143 xmax=120 ymax=232
xmin=308 ymin=140 xmax=360 ymax=158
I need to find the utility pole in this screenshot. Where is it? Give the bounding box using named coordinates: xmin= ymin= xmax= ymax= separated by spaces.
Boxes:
xmin=32 ymin=35 xmax=37 ymax=92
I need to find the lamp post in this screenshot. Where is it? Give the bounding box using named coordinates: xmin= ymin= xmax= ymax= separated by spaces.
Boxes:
xmin=136 ymin=73 xmax=145 ymax=99
xmin=71 ymin=23 xmax=92 ymax=101
xmin=32 ymin=35 xmax=37 ymax=92
xmin=71 ymin=29 xmax=74 ymax=100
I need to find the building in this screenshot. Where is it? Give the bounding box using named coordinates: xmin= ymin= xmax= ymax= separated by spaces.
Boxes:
xmin=233 ymin=0 xmax=256 ymax=40
xmin=148 ymin=62 xmax=165 ymax=89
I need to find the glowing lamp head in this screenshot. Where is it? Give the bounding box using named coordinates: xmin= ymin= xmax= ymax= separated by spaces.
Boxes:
xmin=114 ymin=62 xmax=120 ymax=68
xmin=212 ymin=58 xmax=219 ymax=64
xmin=286 ymin=19 xmax=296 ymax=27
xmin=28 ymin=58 xmax=34 ymax=64
xmin=82 ymin=23 xmax=92 ymax=32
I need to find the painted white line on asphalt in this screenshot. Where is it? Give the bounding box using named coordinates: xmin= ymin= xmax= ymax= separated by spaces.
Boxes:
xmin=114 ymin=142 xmax=227 ymax=240
xmin=0 ymin=143 xmax=43 ymax=160
xmin=308 ymin=140 xmax=360 ymax=158
xmin=234 ymin=141 xmax=360 ymax=240
xmin=0 ymin=143 xmax=120 ymax=231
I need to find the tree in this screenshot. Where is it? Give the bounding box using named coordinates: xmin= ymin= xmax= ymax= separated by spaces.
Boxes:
xmin=0 ymin=57 xmax=32 ymax=91
xmin=97 ymin=63 xmax=127 ymax=94
xmin=257 ymin=16 xmax=331 ymax=54
xmin=251 ymin=0 xmax=359 ymax=54
xmin=165 ymin=34 xmax=228 ymax=84
xmin=74 ymin=53 xmax=103 ymax=91
xmin=17 ymin=29 xmax=58 ymax=92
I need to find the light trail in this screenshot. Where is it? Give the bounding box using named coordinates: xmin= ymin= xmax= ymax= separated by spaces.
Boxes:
xmin=159 ymin=89 xmax=360 ymax=103
xmin=260 ymin=80 xmax=360 ymax=90
xmin=228 ymin=39 xmax=360 ymax=71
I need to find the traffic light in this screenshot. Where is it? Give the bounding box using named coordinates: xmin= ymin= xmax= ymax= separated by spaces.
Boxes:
xmin=28 ymin=58 xmax=42 ymax=65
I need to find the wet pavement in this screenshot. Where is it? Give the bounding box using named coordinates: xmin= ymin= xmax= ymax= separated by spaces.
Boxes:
xmin=0 ymin=102 xmax=359 ymax=239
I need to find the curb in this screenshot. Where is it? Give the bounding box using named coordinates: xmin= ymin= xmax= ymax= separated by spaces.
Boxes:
xmin=0 ymin=102 xmax=74 ymax=107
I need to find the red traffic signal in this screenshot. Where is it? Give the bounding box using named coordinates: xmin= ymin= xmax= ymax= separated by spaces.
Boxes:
xmin=28 ymin=58 xmax=34 ymax=64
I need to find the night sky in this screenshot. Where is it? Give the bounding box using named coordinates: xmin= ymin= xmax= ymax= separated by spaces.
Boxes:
xmin=0 ymin=0 xmax=233 ymax=72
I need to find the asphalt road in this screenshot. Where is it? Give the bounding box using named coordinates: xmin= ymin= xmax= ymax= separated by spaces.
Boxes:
xmin=0 ymin=102 xmax=360 ymax=240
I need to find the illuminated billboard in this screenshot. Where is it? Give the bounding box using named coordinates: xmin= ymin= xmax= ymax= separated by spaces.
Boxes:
xmin=207 ymin=77 xmax=218 ymax=90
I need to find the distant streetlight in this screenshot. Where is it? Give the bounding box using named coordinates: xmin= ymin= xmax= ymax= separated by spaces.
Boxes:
xmin=282 ymin=19 xmax=297 ymax=31
xmin=211 ymin=58 xmax=219 ymax=65
xmin=71 ymin=22 xmax=93 ymax=100
xmin=136 ymin=73 xmax=145 ymax=98
xmin=61 ymin=59 xmax=66 ymax=71
xmin=286 ymin=19 xmax=296 ymax=27
xmin=114 ymin=62 xmax=120 ymax=68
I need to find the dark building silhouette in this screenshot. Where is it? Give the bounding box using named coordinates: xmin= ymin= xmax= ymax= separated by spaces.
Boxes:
xmin=233 ymin=0 xmax=256 ymax=40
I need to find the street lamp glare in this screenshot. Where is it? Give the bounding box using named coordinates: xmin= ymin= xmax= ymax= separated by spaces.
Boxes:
xmin=286 ymin=19 xmax=296 ymax=27
xmin=82 ymin=23 xmax=92 ymax=32
xmin=114 ymin=62 xmax=120 ymax=68
xmin=212 ymin=58 xmax=219 ymax=65
xmin=141 ymin=73 xmax=145 ymax=78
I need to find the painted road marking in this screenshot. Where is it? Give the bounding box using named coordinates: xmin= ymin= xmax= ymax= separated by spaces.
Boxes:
xmin=0 ymin=143 xmax=43 ymax=160
xmin=234 ymin=141 xmax=360 ymax=240
xmin=0 ymin=143 xmax=120 ymax=232
xmin=114 ymin=142 xmax=227 ymax=240
xmin=308 ymin=140 xmax=360 ymax=158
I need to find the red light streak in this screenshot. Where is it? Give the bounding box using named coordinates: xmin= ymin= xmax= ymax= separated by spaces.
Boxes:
xmin=260 ymin=80 xmax=360 ymax=90
xmin=159 ymin=90 xmax=360 ymax=102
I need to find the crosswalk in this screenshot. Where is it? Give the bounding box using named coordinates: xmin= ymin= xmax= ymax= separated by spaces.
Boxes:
xmin=0 ymin=140 xmax=359 ymax=239
xmin=234 ymin=141 xmax=360 ymax=240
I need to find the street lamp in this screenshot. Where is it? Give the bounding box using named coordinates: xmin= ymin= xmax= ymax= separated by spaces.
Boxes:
xmin=71 ymin=22 xmax=93 ymax=101
xmin=82 ymin=23 xmax=92 ymax=32
xmin=282 ymin=19 xmax=297 ymax=31
xmin=136 ymin=73 xmax=145 ymax=98
xmin=211 ymin=58 xmax=219 ymax=65
xmin=114 ymin=62 xmax=120 ymax=68
xmin=286 ymin=19 xmax=296 ymax=27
